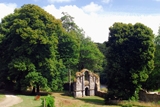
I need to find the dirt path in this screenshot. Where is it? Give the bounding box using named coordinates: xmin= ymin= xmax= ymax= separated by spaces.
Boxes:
xmin=0 ymin=95 xmax=23 ymax=107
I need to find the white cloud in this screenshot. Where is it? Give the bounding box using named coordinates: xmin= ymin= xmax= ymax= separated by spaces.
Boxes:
xmin=82 ymin=2 xmax=103 ymax=13
xmin=43 ymin=4 xmax=160 ymax=43
xmin=102 ymin=0 xmax=112 ymax=4
xmin=0 ymin=3 xmax=17 ymax=21
xmin=48 ymin=0 xmax=72 ymax=3
xmin=43 ymin=5 xmax=62 ymax=18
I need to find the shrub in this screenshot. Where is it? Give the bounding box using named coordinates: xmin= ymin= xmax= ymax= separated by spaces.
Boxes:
xmin=41 ymin=95 xmax=55 ymax=107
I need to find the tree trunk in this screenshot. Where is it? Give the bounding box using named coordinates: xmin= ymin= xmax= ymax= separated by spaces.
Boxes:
xmin=36 ymin=84 xmax=40 ymax=94
xmin=18 ymin=83 xmax=22 ymax=92
xmin=31 ymin=86 xmax=36 ymax=95
xmin=16 ymin=82 xmax=22 ymax=92
xmin=68 ymin=69 xmax=71 ymax=94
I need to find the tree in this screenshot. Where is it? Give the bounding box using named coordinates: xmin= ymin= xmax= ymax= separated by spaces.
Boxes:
xmin=0 ymin=4 xmax=65 ymax=93
xmin=154 ymin=26 xmax=160 ymax=45
xmin=96 ymin=42 xmax=108 ymax=84
xmin=78 ymin=37 xmax=104 ymax=72
xmin=58 ymin=30 xmax=80 ymax=70
xmin=106 ymin=22 xmax=155 ymax=101
xmin=61 ymin=12 xmax=76 ymax=32
xmin=144 ymin=27 xmax=160 ymax=90
xmin=60 ymin=12 xmax=104 ymax=72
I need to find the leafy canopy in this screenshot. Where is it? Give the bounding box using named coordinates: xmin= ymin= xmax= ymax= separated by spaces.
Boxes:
xmin=61 ymin=12 xmax=104 ymax=72
xmin=106 ymin=22 xmax=155 ymax=101
xmin=0 ymin=4 xmax=65 ymax=92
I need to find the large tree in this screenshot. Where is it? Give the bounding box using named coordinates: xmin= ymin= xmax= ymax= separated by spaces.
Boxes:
xmin=0 ymin=4 xmax=65 ymax=93
xmin=106 ymin=22 xmax=155 ymax=101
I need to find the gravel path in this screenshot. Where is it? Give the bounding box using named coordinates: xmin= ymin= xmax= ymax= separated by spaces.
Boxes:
xmin=0 ymin=95 xmax=23 ymax=107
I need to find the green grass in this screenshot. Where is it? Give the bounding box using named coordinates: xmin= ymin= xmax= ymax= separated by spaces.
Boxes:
xmin=0 ymin=94 xmax=5 ymax=101
xmin=8 ymin=92 xmax=160 ymax=107
xmin=51 ymin=92 xmax=119 ymax=107
xmin=153 ymin=89 xmax=160 ymax=92
xmin=77 ymin=96 xmax=105 ymax=105
xmin=12 ymin=95 xmax=42 ymax=107
xmin=113 ymin=100 xmax=160 ymax=107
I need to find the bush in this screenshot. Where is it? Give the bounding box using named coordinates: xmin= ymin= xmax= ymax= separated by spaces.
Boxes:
xmin=41 ymin=95 xmax=55 ymax=107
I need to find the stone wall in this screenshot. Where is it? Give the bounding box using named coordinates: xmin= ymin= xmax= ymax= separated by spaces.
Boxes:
xmin=139 ymin=90 xmax=160 ymax=102
xmin=95 ymin=91 xmax=106 ymax=98
xmin=96 ymin=90 xmax=160 ymax=101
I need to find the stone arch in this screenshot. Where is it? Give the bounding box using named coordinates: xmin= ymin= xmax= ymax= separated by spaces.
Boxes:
xmin=85 ymin=86 xmax=89 ymax=96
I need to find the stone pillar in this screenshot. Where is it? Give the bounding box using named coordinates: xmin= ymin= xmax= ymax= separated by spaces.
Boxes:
xmin=89 ymin=75 xmax=95 ymax=96
xmin=96 ymin=77 xmax=100 ymax=91
xmin=82 ymin=74 xmax=85 ymax=97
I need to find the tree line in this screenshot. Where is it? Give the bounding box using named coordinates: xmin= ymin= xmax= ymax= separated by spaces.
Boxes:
xmin=0 ymin=4 xmax=104 ymax=94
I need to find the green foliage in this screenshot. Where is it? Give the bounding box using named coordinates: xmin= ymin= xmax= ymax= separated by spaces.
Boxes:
xmin=0 ymin=4 xmax=105 ymax=93
xmin=61 ymin=12 xmax=76 ymax=32
xmin=96 ymin=42 xmax=108 ymax=84
xmin=0 ymin=4 xmax=66 ymax=92
xmin=106 ymin=22 xmax=155 ymax=101
xmin=59 ymin=12 xmax=82 ymax=75
xmin=60 ymin=12 xmax=104 ymax=73
xmin=121 ymin=105 xmax=132 ymax=107
xmin=78 ymin=37 xmax=104 ymax=71
xmin=58 ymin=31 xmax=80 ymax=69
xmin=41 ymin=95 xmax=55 ymax=107
xmin=144 ymin=27 xmax=160 ymax=90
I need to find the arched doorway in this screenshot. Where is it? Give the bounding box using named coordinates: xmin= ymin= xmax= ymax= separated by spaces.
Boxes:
xmin=85 ymin=87 xmax=89 ymax=96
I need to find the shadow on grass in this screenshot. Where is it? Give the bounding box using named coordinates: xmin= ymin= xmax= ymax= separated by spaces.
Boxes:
xmin=59 ymin=92 xmax=105 ymax=106
xmin=0 ymin=89 xmax=18 ymax=96
xmin=60 ymin=91 xmax=74 ymax=96
xmin=77 ymin=96 xmax=105 ymax=106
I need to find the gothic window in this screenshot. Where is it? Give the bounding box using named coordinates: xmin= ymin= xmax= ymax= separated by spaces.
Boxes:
xmin=85 ymin=71 xmax=89 ymax=81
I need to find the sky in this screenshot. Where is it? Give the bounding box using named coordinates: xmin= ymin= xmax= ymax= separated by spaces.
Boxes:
xmin=0 ymin=0 xmax=160 ymax=43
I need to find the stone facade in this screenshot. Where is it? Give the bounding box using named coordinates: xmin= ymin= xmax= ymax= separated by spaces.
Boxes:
xmin=73 ymin=69 xmax=100 ymax=98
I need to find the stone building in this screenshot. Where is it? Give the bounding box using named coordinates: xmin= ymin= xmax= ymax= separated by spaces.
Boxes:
xmin=73 ymin=69 xmax=100 ymax=98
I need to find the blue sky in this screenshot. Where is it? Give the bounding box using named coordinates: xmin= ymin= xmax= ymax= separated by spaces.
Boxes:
xmin=0 ymin=0 xmax=160 ymax=42
xmin=2 ymin=0 xmax=160 ymax=14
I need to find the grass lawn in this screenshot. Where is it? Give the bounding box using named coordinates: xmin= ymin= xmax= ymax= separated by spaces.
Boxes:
xmin=51 ymin=92 xmax=119 ymax=107
xmin=116 ymin=100 xmax=160 ymax=107
xmin=0 ymin=90 xmax=5 ymax=101
xmin=12 ymin=92 xmax=119 ymax=107
xmin=0 ymin=94 xmax=5 ymax=101
xmin=10 ymin=92 xmax=160 ymax=107
xmin=12 ymin=95 xmax=42 ymax=107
